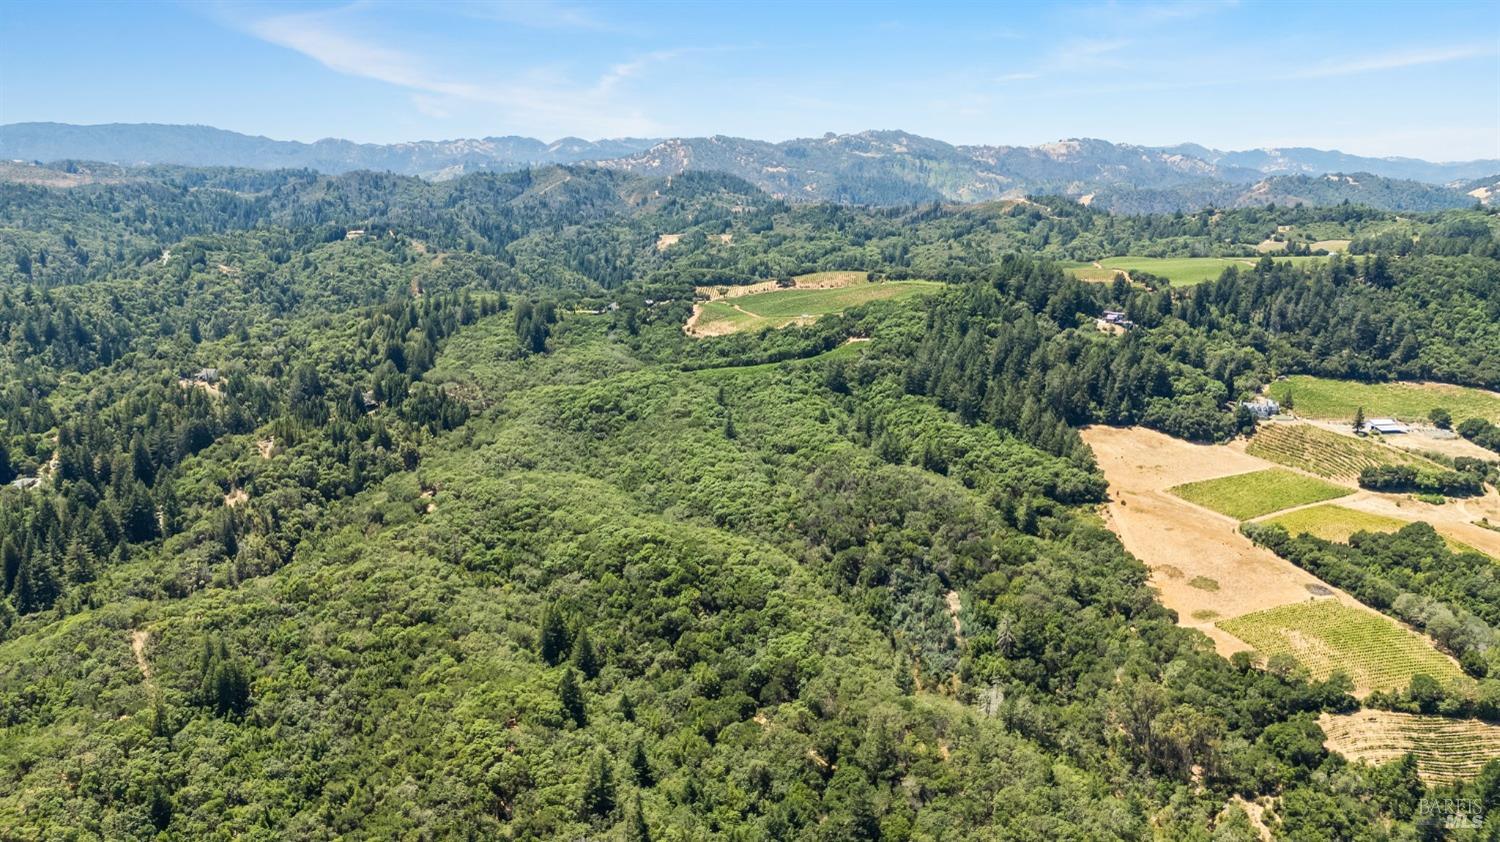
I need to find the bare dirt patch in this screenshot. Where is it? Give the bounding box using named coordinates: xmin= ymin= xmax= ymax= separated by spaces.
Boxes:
xmin=944 ymin=590 xmax=962 ymax=642
xmin=1083 ymin=426 xmax=1396 ymax=659
xmin=655 ymin=233 xmax=683 ymax=251
xmin=1225 ymin=795 xmax=1273 ymax=842
xmin=693 ymin=271 xmax=870 ymax=304
xmin=131 ymin=629 xmax=152 ymax=683
xmin=257 ymin=438 xmax=280 ymax=460
xmin=684 ymin=302 xmax=759 ymax=338
xmin=224 ymin=487 xmax=248 ymax=507
xmin=178 ymin=378 xmax=224 ymax=399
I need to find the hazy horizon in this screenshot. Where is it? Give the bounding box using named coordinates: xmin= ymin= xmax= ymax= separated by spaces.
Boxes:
xmin=7 ymin=120 xmax=1500 ymax=164
xmin=2 ymin=1 xmax=1497 ymax=160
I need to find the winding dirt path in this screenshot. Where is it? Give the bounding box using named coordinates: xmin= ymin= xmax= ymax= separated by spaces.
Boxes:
xmin=131 ymin=629 xmax=153 ymax=684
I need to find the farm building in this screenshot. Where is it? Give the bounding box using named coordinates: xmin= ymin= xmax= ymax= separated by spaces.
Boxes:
xmin=192 ymin=367 xmax=219 ymax=384
xmin=1100 ymin=310 xmax=1135 ymax=330
xmin=9 ymin=476 xmax=40 ymax=491
xmin=1240 ymin=397 xmax=1281 ymax=419
xmin=1366 ymin=418 xmax=1409 ymax=434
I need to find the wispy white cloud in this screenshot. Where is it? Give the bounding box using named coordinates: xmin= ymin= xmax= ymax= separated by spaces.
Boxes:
xmin=238 ymin=4 xmax=692 ymax=136
xmin=452 ymin=0 xmax=618 ymax=32
xmin=597 ymin=48 xmax=707 ymax=94
xmin=1120 ymin=0 xmax=1240 ymax=23
xmin=1281 ymin=44 xmax=1495 ymax=80
xmin=986 ymin=36 xmax=1132 ymax=85
xmin=1012 ymin=41 xmax=1496 ymax=98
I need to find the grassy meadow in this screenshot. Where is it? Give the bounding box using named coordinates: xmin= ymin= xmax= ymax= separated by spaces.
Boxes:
xmin=1219 ymin=600 xmax=1468 ymax=694
xmin=1062 ymin=255 xmax=1327 ymax=287
xmin=1261 ymin=504 xmax=1409 ymax=543
xmin=1268 ymin=376 xmax=1500 ymax=423
xmin=693 ymin=279 xmax=940 ymax=335
xmin=1260 ymin=503 xmax=1492 ymax=558
xmin=1170 ymin=467 xmax=1351 ymax=520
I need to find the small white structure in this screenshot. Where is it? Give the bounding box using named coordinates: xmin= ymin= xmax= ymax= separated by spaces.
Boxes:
xmin=1366 ymin=417 xmax=1408 ymax=434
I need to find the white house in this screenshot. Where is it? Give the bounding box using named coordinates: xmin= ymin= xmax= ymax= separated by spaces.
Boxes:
xmin=1366 ymin=417 xmax=1408 ymax=434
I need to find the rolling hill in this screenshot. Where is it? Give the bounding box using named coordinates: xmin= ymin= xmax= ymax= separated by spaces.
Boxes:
xmin=2 ymin=122 xmax=1491 ymax=210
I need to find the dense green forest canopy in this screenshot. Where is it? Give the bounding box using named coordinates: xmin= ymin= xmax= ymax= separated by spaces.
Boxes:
xmin=1 ymin=164 xmax=1498 ymax=838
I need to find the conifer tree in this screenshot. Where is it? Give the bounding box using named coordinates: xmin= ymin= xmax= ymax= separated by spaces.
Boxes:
xmin=580 ymin=751 xmax=616 ymax=818
xmin=558 ymin=667 xmax=586 ymax=727
xmin=571 ymin=627 xmax=598 ymax=678
xmin=539 ymin=604 xmax=570 ymax=666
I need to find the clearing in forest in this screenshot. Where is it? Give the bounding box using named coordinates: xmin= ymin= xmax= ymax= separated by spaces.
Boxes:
xmin=1245 ymin=421 xmax=1445 ymax=482
xmin=685 ymin=277 xmax=939 ymax=337
xmin=1319 ymin=710 xmax=1500 ymax=785
xmin=1218 ymin=600 xmax=1467 ymax=695
xmin=1258 ymin=503 xmax=1494 ymax=558
xmin=1062 ymin=255 xmax=1326 ymax=287
xmin=1083 ymin=426 xmax=1369 ymax=657
xmin=1170 ymin=467 xmax=1350 ymax=520
xmin=1083 ymin=426 xmax=1470 ymax=684
xmin=1267 ymin=376 xmax=1500 ymax=424
xmin=1259 ymin=504 xmax=1410 ymax=543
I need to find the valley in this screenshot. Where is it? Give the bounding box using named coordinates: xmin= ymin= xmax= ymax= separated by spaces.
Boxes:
xmin=1 ymin=156 xmax=1498 ymax=838
xmin=5 ymin=0 xmax=1499 ymax=834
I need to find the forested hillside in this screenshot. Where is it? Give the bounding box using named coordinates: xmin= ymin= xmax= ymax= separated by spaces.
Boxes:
xmin=5 ymin=123 xmax=1493 ymax=209
xmin=2 ymin=164 xmax=1498 ymax=838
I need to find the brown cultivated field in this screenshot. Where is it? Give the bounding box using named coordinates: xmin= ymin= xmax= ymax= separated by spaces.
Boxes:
xmin=1083 ymin=426 xmax=1469 ymax=690
xmin=1320 ymin=710 xmax=1500 ymax=785
xmin=1082 ymin=426 xmax=1360 ymax=656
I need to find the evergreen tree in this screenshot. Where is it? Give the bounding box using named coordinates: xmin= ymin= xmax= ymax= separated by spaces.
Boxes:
xmin=558 ymin=666 xmax=586 ymax=727
xmin=344 ymin=385 xmax=367 ymax=421
xmin=539 ymin=604 xmax=570 ymax=666
xmin=146 ymin=783 xmax=174 ymax=831
xmin=133 ymin=430 xmax=157 ymax=485
xmin=580 ymin=751 xmax=616 ymax=818
xmin=626 ymin=794 xmax=650 ymax=842
xmin=119 ymin=482 xmax=158 ymax=543
xmin=571 ymin=626 xmax=599 ymax=678
xmin=1353 ymin=405 xmax=1366 ymax=433
xmin=1 ymin=537 xmax=20 ymax=594
xmin=198 ymin=636 xmax=252 ymax=717
xmin=629 ymin=738 xmax=653 ymax=786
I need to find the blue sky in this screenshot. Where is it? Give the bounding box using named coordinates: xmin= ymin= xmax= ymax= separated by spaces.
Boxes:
xmin=2 ymin=1 xmax=1498 ymax=159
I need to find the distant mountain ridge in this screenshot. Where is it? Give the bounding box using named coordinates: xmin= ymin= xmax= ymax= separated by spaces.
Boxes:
xmin=2 ymin=122 xmax=1494 ymax=211
xmin=0 ymin=122 xmax=660 ymax=177
xmin=1153 ymin=143 xmax=1498 ymax=184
